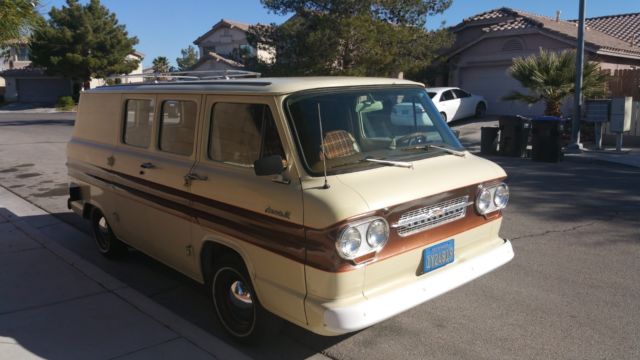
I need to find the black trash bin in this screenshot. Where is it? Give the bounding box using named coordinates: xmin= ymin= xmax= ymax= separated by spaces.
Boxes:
xmin=480 ymin=127 xmax=499 ymax=155
xmin=531 ymin=116 xmax=564 ymax=162
xmin=498 ymin=116 xmax=531 ymax=157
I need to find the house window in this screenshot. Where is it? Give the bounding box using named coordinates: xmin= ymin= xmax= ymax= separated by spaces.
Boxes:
xmin=16 ymin=46 xmax=30 ymax=61
xmin=239 ymin=44 xmax=255 ymax=57
xmin=209 ymin=103 xmax=284 ymax=166
xmin=159 ymin=100 xmax=197 ymax=156
xmin=203 ymin=46 xmax=216 ymax=54
xmin=502 ymin=38 xmax=524 ymax=52
xmin=123 ymin=99 xmax=154 ymax=148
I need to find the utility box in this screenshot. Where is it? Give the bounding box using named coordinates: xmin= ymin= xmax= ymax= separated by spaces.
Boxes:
xmin=584 ymin=99 xmax=610 ymax=122
xmin=610 ymin=97 xmax=632 ymax=133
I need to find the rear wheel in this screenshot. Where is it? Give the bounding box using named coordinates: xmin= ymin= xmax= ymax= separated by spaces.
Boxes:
xmin=475 ymin=102 xmax=487 ymax=118
xmin=440 ymin=112 xmax=448 ymax=122
xmin=210 ymin=255 xmax=281 ymax=344
xmin=90 ymin=209 xmax=127 ymax=259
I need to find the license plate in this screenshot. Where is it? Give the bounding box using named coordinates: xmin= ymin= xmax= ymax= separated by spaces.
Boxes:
xmin=423 ymin=239 xmax=454 ymax=274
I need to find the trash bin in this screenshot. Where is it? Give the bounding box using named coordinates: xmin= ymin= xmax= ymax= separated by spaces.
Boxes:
xmin=499 ymin=116 xmax=531 ymax=157
xmin=531 ymin=116 xmax=564 ymax=162
xmin=480 ymin=127 xmax=499 ymax=155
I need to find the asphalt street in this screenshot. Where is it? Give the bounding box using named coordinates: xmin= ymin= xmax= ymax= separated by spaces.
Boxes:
xmin=1 ymin=112 xmax=639 ymax=359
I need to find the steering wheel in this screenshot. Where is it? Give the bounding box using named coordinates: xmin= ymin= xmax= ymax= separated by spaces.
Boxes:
xmin=394 ymin=132 xmax=429 ymax=148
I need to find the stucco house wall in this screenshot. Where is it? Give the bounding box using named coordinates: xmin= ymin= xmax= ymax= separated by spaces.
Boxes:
xmin=197 ymin=27 xmax=249 ymax=58
xmin=449 ymin=33 xmax=576 ymax=116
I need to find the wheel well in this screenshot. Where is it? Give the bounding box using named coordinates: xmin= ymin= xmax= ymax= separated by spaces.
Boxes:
xmin=82 ymin=203 xmax=95 ymax=219
xmin=200 ymin=241 xmax=244 ymax=283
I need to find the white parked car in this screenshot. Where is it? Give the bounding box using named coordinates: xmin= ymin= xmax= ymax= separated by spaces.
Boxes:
xmin=426 ymin=87 xmax=487 ymax=122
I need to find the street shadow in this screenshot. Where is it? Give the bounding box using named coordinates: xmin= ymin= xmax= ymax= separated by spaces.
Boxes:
xmin=482 ymin=155 xmax=640 ymax=226
xmin=1 ymin=208 xmax=350 ymax=359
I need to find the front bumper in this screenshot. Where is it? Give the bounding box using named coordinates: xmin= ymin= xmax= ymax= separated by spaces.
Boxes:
xmin=320 ymin=239 xmax=514 ymax=335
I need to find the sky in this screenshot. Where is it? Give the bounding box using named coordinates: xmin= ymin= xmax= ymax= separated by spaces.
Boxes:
xmin=39 ymin=0 xmax=640 ymax=68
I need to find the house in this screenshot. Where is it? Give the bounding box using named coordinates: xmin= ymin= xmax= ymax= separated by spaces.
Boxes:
xmin=1 ymin=49 xmax=144 ymax=104
xmin=444 ymin=8 xmax=640 ymax=116
xmin=190 ymin=19 xmax=274 ymax=71
xmin=0 ymin=40 xmax=34 ymax=99
xmin=89 ymin=51 xmax=145 ymax=88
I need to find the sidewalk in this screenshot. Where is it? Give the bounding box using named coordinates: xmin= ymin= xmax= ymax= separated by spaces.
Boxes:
xmin=564 ymin=147 xmax=640 ymax=168
xmin=0 ymin=186 xmax=249 ymax=360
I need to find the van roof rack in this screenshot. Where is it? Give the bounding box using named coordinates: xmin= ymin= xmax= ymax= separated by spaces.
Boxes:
xmin=105 ymin=70 xmax=261 ymax=85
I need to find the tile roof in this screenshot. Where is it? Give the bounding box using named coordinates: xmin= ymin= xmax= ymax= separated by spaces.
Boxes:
xmin=194 ymin=19 xmax=252 ymax=45
xmin=457 ymin=7 xmax=640 ymax=58
xmin=572 ymin=13 xmax=640 ymax=46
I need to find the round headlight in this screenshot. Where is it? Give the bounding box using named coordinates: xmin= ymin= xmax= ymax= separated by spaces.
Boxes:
xmin=336 ymin=227 xmax=362 ymax=260
xmin=366 ymin=219 xmax=389 ymax=250
xmin=476 ymin=188 xmax=492 ymax=214
xmin=493 ymin=184 xmax=509 ymax=208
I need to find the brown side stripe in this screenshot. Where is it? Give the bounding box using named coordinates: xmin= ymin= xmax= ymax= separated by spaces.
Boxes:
xmin=74 ymin=163 xmax=502 ymax=273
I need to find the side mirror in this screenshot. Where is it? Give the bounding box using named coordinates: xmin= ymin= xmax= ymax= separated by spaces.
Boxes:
xmin=254 ymin=155 xmax=285 ymax=176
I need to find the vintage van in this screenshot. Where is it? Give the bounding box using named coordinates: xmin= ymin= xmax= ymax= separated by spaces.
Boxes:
xmin=67 ymin=75 xmax=514 ymax=342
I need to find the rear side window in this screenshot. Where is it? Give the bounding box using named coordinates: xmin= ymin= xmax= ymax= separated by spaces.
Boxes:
xmin=440 ymin=91 xmax=455 ymax=102
xmin=123 ymin=99 xmax=154 ymax=148
xmin=159 ymin=100 xmax=198 ymax=156
xmin=453 ymin=89 xmax=470 ymax=98
xmin=209 ymin=103 xmax=284 ymax=166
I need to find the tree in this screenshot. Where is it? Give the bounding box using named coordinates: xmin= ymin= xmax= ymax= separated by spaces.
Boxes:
xmin=176 ymin=45 xmax=199 ymax=71
xmin=30 ymin=0 xmax=139 ymax=90
xmin=504 ymin=49 xmax=608 ymax=116
xmin=0 ymin=0 xmax=43 ymax=46
xmin=152 ymin=56 xmax=172 ymax=73
xmin=246 ymin=0 xmax=453 ymax=76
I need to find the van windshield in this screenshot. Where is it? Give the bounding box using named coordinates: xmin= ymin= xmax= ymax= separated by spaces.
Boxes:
xmin=285 ymin=86 xmax=463 ymax=176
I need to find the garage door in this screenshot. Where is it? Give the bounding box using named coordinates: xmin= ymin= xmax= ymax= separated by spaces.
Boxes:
xmin=459 ymin=65 xmax=545 ymax=116
xmin=17 ymin=78 xmax=72 ymax=103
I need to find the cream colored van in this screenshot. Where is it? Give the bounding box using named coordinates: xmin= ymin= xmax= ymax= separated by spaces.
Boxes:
xmin=67 ymin=74 xmax=514 ymax=342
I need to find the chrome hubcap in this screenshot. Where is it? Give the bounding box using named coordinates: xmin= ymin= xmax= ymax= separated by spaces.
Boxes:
xmin=229 ymin=280 xmax=252 ymax=309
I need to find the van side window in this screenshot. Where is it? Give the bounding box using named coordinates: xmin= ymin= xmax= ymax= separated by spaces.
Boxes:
xmin=123 ymin=99 xmax=154 ymax=148
xmin=159 ymin=100 xmax=197 ymax=156
xmin=209 ymin=103 xmax=284 ymax=166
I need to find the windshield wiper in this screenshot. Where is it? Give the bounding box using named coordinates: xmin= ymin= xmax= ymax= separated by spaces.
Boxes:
xmin=400 ymin=144 xmax=466 ymax=157
xmin=363 ymin=158 xmax=414 ymax=169
xmin=428 ymin=144 xmax=467 ymax=157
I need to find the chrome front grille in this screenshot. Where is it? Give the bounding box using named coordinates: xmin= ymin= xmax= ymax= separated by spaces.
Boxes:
xmin=393 ymin=196 xmax=470 ymax=237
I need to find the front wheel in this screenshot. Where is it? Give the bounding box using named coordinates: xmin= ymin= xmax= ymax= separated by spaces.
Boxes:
xmin=440 ymin=112 xmax=448 ymax=122
xmin=475 ymin=102 xmax=487 ymax=118
xmin=210 ymin=255 xmax=281 ymax=344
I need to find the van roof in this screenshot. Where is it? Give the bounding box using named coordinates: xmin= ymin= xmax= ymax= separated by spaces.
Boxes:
xmin=87 ymin=76 xmax=424 ymax=95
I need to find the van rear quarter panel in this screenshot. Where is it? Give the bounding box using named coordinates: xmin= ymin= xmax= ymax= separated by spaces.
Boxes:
xmin=72 ymin=93 xmax=121 ymax=145
xmin=67 ymin=92 xmax=122 ymax=234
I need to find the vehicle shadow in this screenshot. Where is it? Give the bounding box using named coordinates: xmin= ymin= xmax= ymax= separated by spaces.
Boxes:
xmin=8 ymin=209 xmax=352 ymax=359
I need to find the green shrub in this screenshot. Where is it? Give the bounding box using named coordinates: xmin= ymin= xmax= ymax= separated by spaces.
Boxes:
xmin=56 ymin=96 xmax=75 ymax=111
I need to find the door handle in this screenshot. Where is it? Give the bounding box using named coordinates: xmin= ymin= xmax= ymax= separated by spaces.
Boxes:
xmin=140 ymin=162 xmax=155 ymax=169
xmin=184 ymin=172 xmax=208 ymax=185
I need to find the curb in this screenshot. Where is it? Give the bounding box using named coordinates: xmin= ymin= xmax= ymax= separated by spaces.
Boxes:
xmin=563 ymin=153 xmax=640 ymax=169
xmin=0 ymin=188 xmax=250 ymax=360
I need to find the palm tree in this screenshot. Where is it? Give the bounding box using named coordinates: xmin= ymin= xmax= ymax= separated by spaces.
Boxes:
xmin=504 ymin=49 xmax=608 ymax=116
xmin=152 ymin=56 xmax=171 ymax=74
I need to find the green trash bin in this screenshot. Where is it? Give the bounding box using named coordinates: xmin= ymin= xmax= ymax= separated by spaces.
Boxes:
xmin=499 ymin=116 xmax=531 ymax=157
xmin=531 ymin=116 xmax=564 ymax=162
xmin=480 ymin=127 xmax=499 ymax=155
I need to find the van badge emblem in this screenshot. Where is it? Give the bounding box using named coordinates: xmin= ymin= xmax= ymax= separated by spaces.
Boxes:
xmin=265 ymin=206 xmax=291 ymax=219
xmin=429 ymin=207 xmax=445 ymax=218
